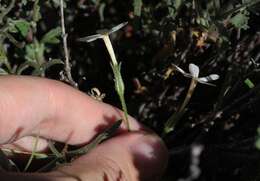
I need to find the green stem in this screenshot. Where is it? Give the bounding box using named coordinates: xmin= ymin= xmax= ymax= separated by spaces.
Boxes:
xmin=102 ymin=35 xmax=130 ymax=131
xmin=23 ymin=135 xmax=39 ymax=172
xmin=119 ymin=93 xmax=130 ymax=130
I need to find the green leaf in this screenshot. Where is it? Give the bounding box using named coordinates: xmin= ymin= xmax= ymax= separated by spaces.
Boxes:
xmin=0 ymin=68 xmax=9 ymax=75
xmin=23 ymin=135 xmax=39 ymax=171
xmin=41 ymin=27 xmax=62 ymax=44
xmin=32 ymin=0 xmax=41 ymax=23
xmin=21 ymin=0 xmax=28 ymax=5
xmin=164 ymin=109 xmax=187 ymax=134
xmin=67 ymin=120 xmax=122 ymax=156
xmin=174 ymin=0 xmax=183 ymax=10
xmin=25 ymin=41 xmax=45 ymax=64
xmin=17 ymin=61 xmax=38 ymax=75
xmin=133 ymin=0 xmax=143 ymax=17
xmin=0 ymin=44 xmax=7 ymax=63
xmin=111 ymin=62 xmax=125 ymax=95
xmin=48 ymin=141 xmax=63 ymax=158
xmin=8 ymin=19 xmax=31 ymax=38
xmin=43 ymin=59 xmax=64 ymax=70
xmin=256 ymin=137 xmax=260 ymax=150
xmin=244 ymin=78 xmax=255 ymax=89
xmin=229 ymin=10 xmax=250 ymax=30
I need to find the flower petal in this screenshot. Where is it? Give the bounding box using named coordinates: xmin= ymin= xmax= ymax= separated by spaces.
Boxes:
xmin=208 ymin=74 xmax=220 ymax=81
xmin=198 ymin=74 xmax=219 ymax=82
xmin=189 ymin=63 xmax=200 ymax=78
xmin=197 ymin=79 xmax=216 ymax=86
xmin=172 ymin=64 xmax=187 ymax=75
xmin=77 ymin=34 xmax=103 ymax=42
xmin=108 ymin=22 xmax=128 ymax=34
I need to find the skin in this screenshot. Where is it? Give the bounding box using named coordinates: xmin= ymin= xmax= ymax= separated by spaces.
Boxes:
xmin=0 ymin=76 xmax=168 ymax=181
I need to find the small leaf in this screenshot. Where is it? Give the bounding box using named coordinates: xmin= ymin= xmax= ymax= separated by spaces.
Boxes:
xmin=0 ymin=44 xmax=7 ymax=63
xmin=43 ymin=59 xmax=64 ymax=70
xmin=41 ymin=27 xmax=62 ymax=44
xmin=229 ymin=10 xmax=250 ymax=30
xmin=164 ymin=109 xmax=187 ymax=134
xmin=111 ymin=63 xmax=125 ymax=94
xmin=8 ymin=19 xmax=31 ymax=38
xmin=244 ymin=78 xmax=255 ymax=89
xmin=256 ymin=138 xmax=260 ymax=150
xmin=0 ymin=68 xmax=9 ymax=75
xmin=32 ymin=0 xmax=42 ymax=23
xmin=25 ymin=42 xmax=45 ymax=64
xmin=23 ymin=135 xmax=39 ymax=171
xmin=133 ymin=0 xmax=143 ymax=17
xmin=48 ymin=141 xmax=63 ymax=158
xmin=67 ymin=120 xmax=122 ymax=156
xmin=17 ymin=61 xmax=38 ymax=75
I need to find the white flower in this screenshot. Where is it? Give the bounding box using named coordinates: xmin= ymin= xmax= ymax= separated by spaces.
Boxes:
xmin=77 ymin=22 xmax=128 ymax=66
xmin=77 ymin=22 xmax=128 ymax=42
xmin=172 ymin=63 xmax=219 ymax=86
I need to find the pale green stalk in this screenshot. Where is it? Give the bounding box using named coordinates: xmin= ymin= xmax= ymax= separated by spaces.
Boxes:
xmin=23 ymin=135 xmax=39 ymax=171
xmin=1 ymin=148 xmax=47 ymax=158
xmin=102 ymin=35 xmax=130 ymax=131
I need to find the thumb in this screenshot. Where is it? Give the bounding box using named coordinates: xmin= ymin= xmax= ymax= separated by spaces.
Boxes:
xmin=51 ymin=131 xmax=168 ymax=181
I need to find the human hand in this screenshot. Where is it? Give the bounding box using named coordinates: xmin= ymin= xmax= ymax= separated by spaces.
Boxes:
xmin=0 ymin=76 xmax=168 ymax=181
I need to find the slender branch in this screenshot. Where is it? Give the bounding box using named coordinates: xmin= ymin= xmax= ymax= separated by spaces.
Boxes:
xmin=164 ymin=78 xmax=198 ymax=134
xmin=60 ymin=0 xmax=78 ymax=88
xmin=179 ymin=78 xmax=198 ymax=112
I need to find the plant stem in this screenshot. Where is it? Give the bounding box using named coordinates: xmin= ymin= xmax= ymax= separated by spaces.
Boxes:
xmin=102 ymin=35 xmax=118 ymax=66
xmin=102 ymin=35 xmax=130 ymax=131
xmin=119 ymin=93 xmax=130 ymax=130
xmin=0 ymin=0 xmax=15 ymax=24
xmin=23 ymin=135 xmax=39 ymax=172
xmin=163 ymin=78 xmax=198 ymax=134
xmin=60 ymin=0 xmax=78 ymax=88
xmin=179 ymin=78 xmax=198 ymax=112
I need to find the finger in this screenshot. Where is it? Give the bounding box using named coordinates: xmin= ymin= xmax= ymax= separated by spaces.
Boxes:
xmin=55 ymin=131 xmax=168 ymax=181
xmin=0 ymin=76 xmax=142 ymax=145
xmin=0 ymin=131 xmax=168 ymax=181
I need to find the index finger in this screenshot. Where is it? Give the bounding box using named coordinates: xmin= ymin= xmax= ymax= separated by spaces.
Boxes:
xmin=0 ymin=76 xmax=142 ymax=145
